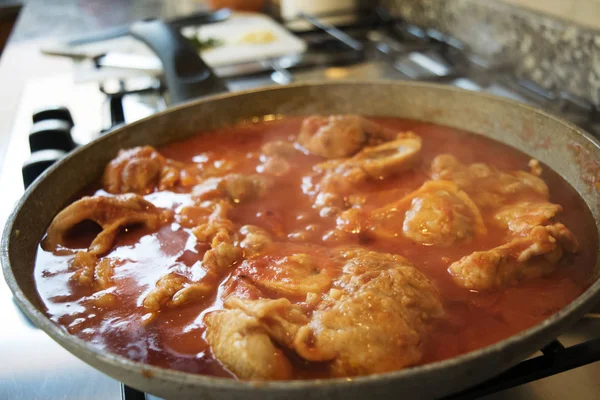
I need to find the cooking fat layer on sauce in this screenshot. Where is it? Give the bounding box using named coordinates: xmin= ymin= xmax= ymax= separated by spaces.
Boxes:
xmin=34 ymin=116 xmax=597 ymax=380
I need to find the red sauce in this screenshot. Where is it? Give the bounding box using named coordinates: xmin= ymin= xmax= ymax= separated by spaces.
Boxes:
xmin=34 ymin=117 xmax=598 ymax=379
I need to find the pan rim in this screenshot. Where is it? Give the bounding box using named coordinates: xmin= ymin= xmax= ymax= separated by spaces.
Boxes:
xmin=3 ymin=80 xmax=600 ymax=392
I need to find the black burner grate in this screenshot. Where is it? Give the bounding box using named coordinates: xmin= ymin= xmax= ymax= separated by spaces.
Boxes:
xmin=447 ymin=338 xmax=600 ymax=399
xmin=120 ymin=338 xmax=600 ymax=399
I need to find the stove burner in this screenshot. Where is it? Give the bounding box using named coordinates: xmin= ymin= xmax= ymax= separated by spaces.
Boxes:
xmin=120 ymin=337 xmax=600 ymax=399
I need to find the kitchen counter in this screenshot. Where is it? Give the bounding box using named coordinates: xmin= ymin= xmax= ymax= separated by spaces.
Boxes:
xmin=0 ymin=0 xmax=208 ymax=166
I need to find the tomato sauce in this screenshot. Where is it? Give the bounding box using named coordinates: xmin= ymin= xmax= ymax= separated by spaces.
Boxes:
xmin=34 ymin=117 xmax=598 ymax=379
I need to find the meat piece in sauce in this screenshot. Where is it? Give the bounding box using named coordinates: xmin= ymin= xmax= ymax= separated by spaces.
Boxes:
xmin=341 ymin=132 xmax=422 ymax=178
xmin=307 ymin=133 xmax=422 ymax=216
xmin=431 ymin=154 xmax=549 ymax=209
xmin=203 ymin=242 xmax=243 ymax=272
xmin=204 ymin=297 xmax=307 ymax=380
xmin=310 ymin=163 xmax=369 ymax=216
xmin=146 ymin=201 xmax=242 ymax=314
xmin=43 ymin=194 xmax=172 ymax=256
xmin=339 ymin=181 xmax=485 ymax=247
xmin=231 ymin=251 xmax=333 ymax=299
xmin=315 ymin=132 xmax=422 ymax=179
xmin=144 ymin=204 xmax=273 ymax=314
xmin=225 ymin=297 xmax=309 ymax=348
xmin=294 ymin=248 xmax=444 ymax=376
xmin=143 ymin=272 xmax=189 ymax=312
xmin=69 ymin=252 xmax=118 ymax=306
xmin=192 ymin=202 xmax=271 ymax=254
xmin=192 ymin=173 xmax=269 ymax=203
xmin=142 ymin=251 xmax=239 ymax=313
xmin=494 ymin=201 xmax=562 ymax=235
xmin=432 ymin=155 xmax=579 ymax=288
xmin=145 ymin=245 xmax=230 ymax=313
xmin=143 ymin=225 xmax=245 ymax=314
xmin=204 ymin=308 xmax=294 ymax=380
xmin=191 ymin=201 xmax=235 ymax=246
xmin=257 ymin=140 xmax=302 ymax=176
xmin=208 ymin=249 xmax=443 ymax=378
xmin=239 ymin=225 xmax=273 ymax=256
xmin=262 ymin=140 xmax=300 ymax=158
xmin=70 ymin=251 xmax=114 ymax=290
xmin=103 ymin=146 xmax=184 ymax=194
xmin=297 ymin=115 xmax=395 ymax=159
xmin=448 ymin=223 xmax=579 ymax=290
xmin=401 ymin=182 xmax=485 ymax=246
xmin=191 ymin=202 xmax=266 ymax=267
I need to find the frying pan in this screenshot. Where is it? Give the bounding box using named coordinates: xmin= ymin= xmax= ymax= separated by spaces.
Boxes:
xmin=3 ymin=21 xmax=600 ymax=400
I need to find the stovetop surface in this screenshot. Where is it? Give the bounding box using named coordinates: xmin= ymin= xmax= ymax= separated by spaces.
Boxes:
xmin=1 ymin=12 xmax=600 ymax=400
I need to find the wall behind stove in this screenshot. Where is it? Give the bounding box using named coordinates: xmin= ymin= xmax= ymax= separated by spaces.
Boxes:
xmin=501 ymin=0 xmax=600 ymax=30
xmin=382 ymin=0 xmax=600 ymax=107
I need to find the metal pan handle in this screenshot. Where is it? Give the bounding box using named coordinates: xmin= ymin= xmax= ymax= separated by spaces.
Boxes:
xmin=129 ymin=20 xmax=228 ymax=104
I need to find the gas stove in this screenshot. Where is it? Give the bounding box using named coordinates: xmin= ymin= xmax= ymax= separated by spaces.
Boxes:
xmin=1 ymin=9 xmax=600 ymax=400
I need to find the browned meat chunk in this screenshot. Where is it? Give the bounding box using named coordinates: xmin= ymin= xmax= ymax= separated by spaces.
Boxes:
xmin=309 ymin=163 xmax=369 ymax=216
xmin=306 ymin=133 xmax=422 ymax=217
xmin=207 ymin=248 xmax=443 ymax=378
xmin=545 ymin=223 xmax=579 ymax=253
xmin=190 ymin=203 xmax=257 ymax=268
xmin=194 ymin=211 xmax=271 ymax=259
xmin=432 ymin=156 xmax=577 ymax=289
xmin=143 ymin=273 xmax=188 ymax=312
xmin=147 ymin=236 xmax=240 ymax=312
xmin=261 ymin=140 xmax=300 ymax=158
xmin=239 ymin=225 xmax=272 ymax=256
xmin=340 ymin=181 xmax=485 ymax=247
xmin=293 ymin=249 xmax=444 ymax=376
xmin=297 ymin=115 xmax=395 ymax=159
xmin=191 ymin=201 xmax=235 ymax=246
xmin=70 ymin=251 xmax=114 ymax=290
xmin=448 ymin=223 xmax=579 ymax=290
xmin=70 ymin=251 xmax=99 ymax=287
xmin=94 ymin=257 xmax=114 ymax=289
xmin=204 ymin=309 xmax=294 ymax=380
xmin=193 ymin=174 xmax=268 ymax=203
xmin=143 ymin=261 xmax=222 ymax=312
xmin=258 ymin=141 xmax=302 ymax=177
xmin=202 ymin=242 xmax=243 ymax=272
xmin=402 ymin=182 xmax=485 ymax=246
xmin=143 ymin=271 xmax=214 ymax=312
xmin=344 ymin=132 xmax=422 ymax=178
xmin=144 ymin=202 xmax=266 ymax=314
xmin=103 ymin=146 xmax=182 ymax=194
xmin=234 ymin=251 xmax=333 ymax=298
xmin=225 ymin=297 xmax=308 ymax=348
xmin=298 ymin=115 xmax=365 ymax=159
xmin=44 ymin=194 xmax=172 ymax=255
xmin=494 ymin=202 xmax=562 ymax=235
xmin=169 ymin=282 xmax=214 ymax=308
xmin=431 ymin=154 xmax=549 ymax=209
xmin=258 ymin=157 xmax=291 ymax=177
xmin=316 ymin=132 xmax=422 ymax=176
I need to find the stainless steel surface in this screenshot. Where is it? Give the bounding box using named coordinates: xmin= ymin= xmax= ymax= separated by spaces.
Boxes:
xmin=65 ymin=8 xmax=231 ymax=46
xmin=1 ymin=4 xmax=599 ymax=399
xmin=299 ymin=12 xmax=364 ymax=51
